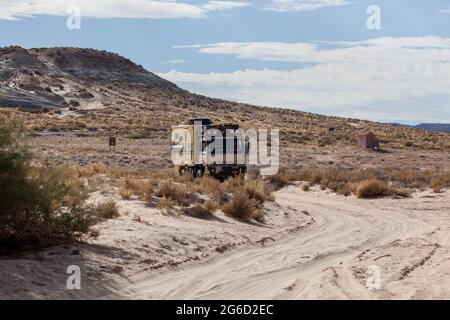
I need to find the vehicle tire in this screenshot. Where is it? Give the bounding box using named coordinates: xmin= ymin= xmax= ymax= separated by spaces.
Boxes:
xmin=196 ymin=168 xmax=204 ymax=178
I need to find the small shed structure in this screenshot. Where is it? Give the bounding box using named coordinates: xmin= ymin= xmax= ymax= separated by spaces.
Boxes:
xmin=356 ymin=132 xmax=380 ymax=150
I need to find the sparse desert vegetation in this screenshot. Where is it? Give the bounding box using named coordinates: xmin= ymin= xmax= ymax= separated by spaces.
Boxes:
xmin=95 ymin=200 xmax=120 ymax=220
xmin=0 ymin=116 xmax=97 ymax=252
xmin=269 ymin=167 xmax=450 ymax=198
xmin=103 ymin=170 xmax=275 ymax=222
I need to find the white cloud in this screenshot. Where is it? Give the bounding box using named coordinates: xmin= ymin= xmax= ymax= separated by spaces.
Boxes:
xmin=438 ymin=8 xmax=450 ymax=14
xmin=0 ymin=0 xmax=249 ymax=20
xmin=202 ymin=1 xmax=251 ymax=11
xmin=162 ymin=59 xmax=188 ymax=64
xmin=264 ymin=0 xmax=350 ymax=12
xmin=175 ymin=42 xmax=317 ymax=61
xmin=160 ymin=37 xmax=450 ymax=122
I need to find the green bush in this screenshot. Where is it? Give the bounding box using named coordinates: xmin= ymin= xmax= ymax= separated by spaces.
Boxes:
xmin=0 ymin=116 xmax=97 ymax=252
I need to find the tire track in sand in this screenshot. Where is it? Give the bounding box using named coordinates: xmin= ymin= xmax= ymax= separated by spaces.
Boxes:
xmin=107 ymin=186 xmax=436 ymax=299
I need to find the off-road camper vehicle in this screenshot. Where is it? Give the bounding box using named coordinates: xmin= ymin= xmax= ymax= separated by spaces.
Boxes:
xmin=171 ymin=119 xmax=247 ymax=178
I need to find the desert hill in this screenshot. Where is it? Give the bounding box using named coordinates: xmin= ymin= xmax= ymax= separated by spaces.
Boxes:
xmin=0 ymin=46 xmax=449 ymax=153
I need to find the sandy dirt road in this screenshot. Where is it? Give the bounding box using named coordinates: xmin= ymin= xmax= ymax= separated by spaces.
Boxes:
xmin=2 ymin=186 xmax=449 ymax=300
xmin=107 ymin=186 xmax=450 ymax=300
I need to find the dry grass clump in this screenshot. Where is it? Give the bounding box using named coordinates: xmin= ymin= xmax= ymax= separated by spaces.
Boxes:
xmin=351 ymin=179 xmax=395 ymax=199
xmin=143 ymin=184 xmax=154 ymax=204
xmin=118 ymin=177 xmax=136 ymax=200
xmin=222 ymin=193 xmax=264 ymax=223
xmin=156 ymin=181 xmax=190 ymax=206
xmin=119 ymin=187 xmax=133 ymax=200
xmin=74 ymin=162 xmax=110 ymax=178
xmin=117 ymin=176 xmax=152 ymax=200
xmin=187 ymin=200 xmax=218 ymax=219
xmin=96 ymin=200 xmax=120 ymax=219
xmin=157 ymin=197 xmax=177 ymax=210
xmin=204 ymin=199 xmax=219 ymax=213
xmin=191 ymin=176 xmax=223 ymax=195
xmin=244 ymin=179 xmax=275 ymax=203
xmin=431 ymin=172 xmax=450 ymax=192
xmin=93 ymin=162 xmax=107 ymax=174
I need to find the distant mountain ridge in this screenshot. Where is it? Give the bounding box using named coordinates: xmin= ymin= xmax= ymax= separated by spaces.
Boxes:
xmin=414 ymin=123 xmax=450 ymax=133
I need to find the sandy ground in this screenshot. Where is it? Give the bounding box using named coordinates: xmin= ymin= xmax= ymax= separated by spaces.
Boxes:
xmin=1 ymin=186 xmax=450 ymax=300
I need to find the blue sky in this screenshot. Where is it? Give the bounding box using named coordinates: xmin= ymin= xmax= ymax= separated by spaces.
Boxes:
xmin=1 ymin=0 xmax=450 ymax=124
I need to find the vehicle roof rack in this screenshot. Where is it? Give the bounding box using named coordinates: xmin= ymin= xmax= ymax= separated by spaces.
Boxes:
xmin=186 ymin=118 xmax=212 ymax=125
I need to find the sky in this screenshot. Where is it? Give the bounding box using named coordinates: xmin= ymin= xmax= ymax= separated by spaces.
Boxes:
xmin=1 ymin=0 xmax=450 ymax=124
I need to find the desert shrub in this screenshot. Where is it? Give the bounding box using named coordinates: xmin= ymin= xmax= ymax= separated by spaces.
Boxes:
xmin=204 ymin=199 xmax=218 ymax=213
xmin=119 ymin=187 xmax=133 ymax=200
xmin=210 ymin=190 xmax=231 ymax=206
xmin=96 ymin=200 xmax=120 ymax=219
xmin=118 ymin=176 xmax=152 ymax=200
xmin=222 ymin=176 xmax=245 ymax=191
xmin=244 ymin=179 xmax=275 ymax=203
xmin=121 ymin=176 xmax=137 ymax=191
xmin=0 ymin=118 xmax=96 ymax=251
xmin=192 ymin=176 xmax=222 ymax=195
xmin=187 ymin=201 xmax=217 ymax=218
xmin=157 ymin=197 xmax=176 ymax=210
xmin=222 ymin=193 xmax=263 ymax=222
xmin=352 ymin=179 xmax=393 ymax=198
xmin=93 ymin=162 xmax=107 ymax=174
xmin=431 ymin=172 xmax=450 ymax=192
xmin=143 ymin=184 xmax=154 ymax=204
xmin=156 ymin=181 xmax=189 ymax=206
